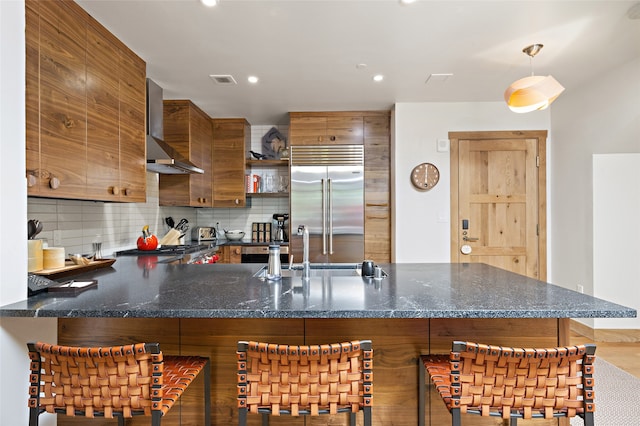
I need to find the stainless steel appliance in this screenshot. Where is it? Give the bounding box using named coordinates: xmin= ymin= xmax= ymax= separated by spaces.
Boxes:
xmin=115 ymin=244 xmax=208 ymax=256
xmin=241 ymin=245 xmax=289 ymax=263
xmin=290 ymin=145 xmax=364 ymax=263
xmin=192 ymin=226 xmax=217 ymax=243
xmin=273 ymin=213 xmax=289 ymax=242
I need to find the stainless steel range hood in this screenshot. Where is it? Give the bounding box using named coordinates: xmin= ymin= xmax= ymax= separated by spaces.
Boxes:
xmin=146 ymin=79 xmax=203 ymax=174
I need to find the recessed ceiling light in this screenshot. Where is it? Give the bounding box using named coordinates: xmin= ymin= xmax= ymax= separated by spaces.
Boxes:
xmin=248 ymin=76 xmax=259 ymax=84
xmin=373 ymin=74 xmax=384 ymax=82
xmin=400 ymin=0 xmax=418 ymax=4
xmin=201 ymin=0 xmax=218 ymax=7
xmin=356 ymin=63 xmax=368 ymax=69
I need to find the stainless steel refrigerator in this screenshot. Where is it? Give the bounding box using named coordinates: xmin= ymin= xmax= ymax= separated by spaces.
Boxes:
xmin=289 ymin=145 xmax=364 ymax=263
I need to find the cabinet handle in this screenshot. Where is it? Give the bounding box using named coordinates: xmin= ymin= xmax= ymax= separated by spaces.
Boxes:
xmin=124 ymin=188 xmax=131 ymax=196
xmin=329 ymin=135 xmax=336 ymax=141
xmin=235 ymin=198 xmax=240 ymax=205
xmin=49 ymin=176 xmax=60 ymax=190
xmin=26 ymin=172 xmax=37 ymax=188
xmin=110 ymin=186 xmax=120 ymax=195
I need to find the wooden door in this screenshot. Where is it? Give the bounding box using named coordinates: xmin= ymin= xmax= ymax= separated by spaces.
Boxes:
xmin=450 ymin=131 xmax=547 ymax=280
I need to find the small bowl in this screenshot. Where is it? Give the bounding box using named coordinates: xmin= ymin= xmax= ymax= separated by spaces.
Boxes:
xmin=225 ymin=230 xmax=245 ymax=241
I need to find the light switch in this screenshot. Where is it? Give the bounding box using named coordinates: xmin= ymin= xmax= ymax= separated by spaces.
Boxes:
xmin=437 ymin=139 xmax=450 ymax=152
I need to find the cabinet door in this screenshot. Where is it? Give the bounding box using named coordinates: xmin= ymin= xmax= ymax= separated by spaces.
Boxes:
xmin=86 ymin=24 xmax=120 ymax=201
xmin=25 ymin=1 xmax=41 ymax=194
xmin=212 ymin=119 xmax=249 ymax=207
xmin=289 ymin=116 xmax=327 ymax=145
xmin=118 ymin=48 xmax=147 ymax=202
xmin=160 ymin=101 xmax=212 ymax=207
xmin=290 ymin=114 xmax=364 ymax=145
xmin=327 ymin=116 xmax=363 ymax=145
xmin=364 ymin=114 xmax=391 ymax=262
xmin=37 ymin=1 xmax=88 ymax=199
xmin=189 ymin=104 xmax=213 ymax=207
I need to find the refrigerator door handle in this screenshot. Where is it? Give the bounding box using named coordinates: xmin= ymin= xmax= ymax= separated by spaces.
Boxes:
xmin=322 ymin=178 xmax=327 ymax=255
xmin=328 ymin=178 xmax=333 ymax=254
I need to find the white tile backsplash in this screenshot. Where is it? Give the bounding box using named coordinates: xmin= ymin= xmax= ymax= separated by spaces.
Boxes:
xmin=27 ymin=124 xmax=290 ymax=257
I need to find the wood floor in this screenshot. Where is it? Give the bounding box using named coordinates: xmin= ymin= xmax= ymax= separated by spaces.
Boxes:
xmin=570 ymin=330 xmax=640 ymax=379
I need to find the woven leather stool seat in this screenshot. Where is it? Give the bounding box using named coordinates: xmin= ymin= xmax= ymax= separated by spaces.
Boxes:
xmin=236 ymin=340 xmax=373 ymax=426
xmin=418 ymin=341 xmax=596 ymax=426
xmin=27 ymin=341 xmax=211 ymax=426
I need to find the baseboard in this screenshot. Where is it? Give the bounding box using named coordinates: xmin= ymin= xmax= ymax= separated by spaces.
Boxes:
xmin=571 ymin=319 xmax=640 ymax=342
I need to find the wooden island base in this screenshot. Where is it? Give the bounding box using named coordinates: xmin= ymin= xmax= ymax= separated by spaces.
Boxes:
xmin=58 ymin=317 xmax=568 ymax=426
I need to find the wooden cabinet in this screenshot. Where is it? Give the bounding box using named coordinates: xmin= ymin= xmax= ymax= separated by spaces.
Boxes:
xmin=289 ymin=112 xmax=364 ymax=145
xmin=364 ymin=113 xmax=391 ymax=263
xmin=25 ymin=0 xmax=146 ymax=202
xmin=216 ymin=245 xmax=242 ymax=264
xmin=212 ymin=119 xmax=251 ymax=207
xmin=159 ymin=100 xmax=213 ymax=207
xmin=289 ymin=110 xmax=391 ymax=262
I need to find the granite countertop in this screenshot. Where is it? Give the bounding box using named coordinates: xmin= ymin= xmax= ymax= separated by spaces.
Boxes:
xmin=1 ymin=258 xmax=635 ymax=319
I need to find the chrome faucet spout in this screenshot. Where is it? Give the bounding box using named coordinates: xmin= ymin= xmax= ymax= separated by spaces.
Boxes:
xmin=297 ymin=225 xmax=310 ymax=279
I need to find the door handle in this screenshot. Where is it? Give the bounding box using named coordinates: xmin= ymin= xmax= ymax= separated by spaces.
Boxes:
xmin=322 ymin=178 xmax=327 ymax=255
xmin=463 ymin=236 xmax=479 ymax=242
xmin=328 ymin=178 xmax=333 ymax=255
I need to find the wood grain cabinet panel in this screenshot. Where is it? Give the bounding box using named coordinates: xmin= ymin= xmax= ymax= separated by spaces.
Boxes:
xmin=212 ymin=118 xmax=250 ymax=208
xmin=289 ymin=112 xmax=363 ymax=145
xmin=364 ymin=114 xmax=391 ymax=263
xmin=160 ymin=100 xmax=213 ymax=207
xmin=25 ymin=0 xmax=146 ymax=202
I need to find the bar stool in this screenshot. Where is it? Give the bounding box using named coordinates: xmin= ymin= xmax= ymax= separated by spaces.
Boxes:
xmin=236 ymin=339 xmax=373 ymax=425
xmin=27 ymin=341 xmax=211 ymax=426
xmin=419 ymin=341 xmax=596 ymax=426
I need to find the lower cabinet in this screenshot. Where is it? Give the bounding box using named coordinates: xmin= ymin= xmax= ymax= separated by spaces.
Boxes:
xmin=216 ymin=245 xmax=241 ymax=264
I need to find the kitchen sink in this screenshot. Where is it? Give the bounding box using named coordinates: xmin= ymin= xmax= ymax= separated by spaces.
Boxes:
xmin=253 ymin=263 xmax=387 ymax=280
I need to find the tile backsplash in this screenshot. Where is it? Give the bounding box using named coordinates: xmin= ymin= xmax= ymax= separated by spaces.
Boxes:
xmin=27 ymin=124 xmax=289 ymax=257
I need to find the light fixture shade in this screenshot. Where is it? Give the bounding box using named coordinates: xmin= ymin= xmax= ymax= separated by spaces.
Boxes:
xmin=504 ymin=75 xmax=565 ymax=113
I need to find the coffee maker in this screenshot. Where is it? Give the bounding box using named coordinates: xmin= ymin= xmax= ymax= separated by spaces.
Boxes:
xmin=273 ymin=213 xmax=289 ymax=242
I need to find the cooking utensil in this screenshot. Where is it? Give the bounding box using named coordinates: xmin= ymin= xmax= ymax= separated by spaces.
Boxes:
xmin=34 ymin=220 xmax=43 ymax=238
xmin=165 ymin=217 xmax=175 ymax=229
xmin=28 ymin=220 xmax=37 ymax=239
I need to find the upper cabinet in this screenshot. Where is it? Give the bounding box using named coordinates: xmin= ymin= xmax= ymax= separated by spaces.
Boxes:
xmin=212 ymin=119 xmax=251 ymax=207
xmin=25 ymin=0 xmax=146 ymax=202
xmin=159 ymin=100 xmax=213 ymax=207
xmin=289 ymin=112 xmax=364 ymax=145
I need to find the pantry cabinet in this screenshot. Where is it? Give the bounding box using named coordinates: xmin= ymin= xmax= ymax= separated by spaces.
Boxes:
xmin=159 ymin=100 xmax=213 ymax=207
xmin=212 ymin=119 xmax=251 ymax=207
xmin=364 ymin=113 xmax=391 ymax=263
xmin=289 ymin=112 xmax=364 ymax=145
xmin=25 ymin=0 xmax=146 ymax=202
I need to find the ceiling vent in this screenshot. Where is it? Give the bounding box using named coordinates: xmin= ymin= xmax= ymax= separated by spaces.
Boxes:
xmin=209 ymin=74 xmax=238 ymax=85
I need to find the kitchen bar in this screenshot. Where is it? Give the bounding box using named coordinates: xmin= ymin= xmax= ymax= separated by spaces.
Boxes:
xmin=1 ymin=259 xmax=634 ymax=425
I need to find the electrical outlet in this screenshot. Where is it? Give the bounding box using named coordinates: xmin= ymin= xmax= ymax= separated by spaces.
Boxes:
xmin=53 ymin=230 xmax=62 ymax=247
xmin=576 ymin=284 xmax=584 ymax=293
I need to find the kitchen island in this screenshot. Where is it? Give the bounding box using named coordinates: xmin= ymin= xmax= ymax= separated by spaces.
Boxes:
xmin=2 ymin=258 xmax=634 ymax=425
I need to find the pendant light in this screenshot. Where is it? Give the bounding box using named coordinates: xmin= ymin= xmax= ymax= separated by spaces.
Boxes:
xmin=504 ymin=44 xmax=565 ymax=113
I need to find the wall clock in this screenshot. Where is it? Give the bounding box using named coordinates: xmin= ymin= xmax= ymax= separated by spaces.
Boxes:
xmin=410 ymin=162 xmax=439 ymax=191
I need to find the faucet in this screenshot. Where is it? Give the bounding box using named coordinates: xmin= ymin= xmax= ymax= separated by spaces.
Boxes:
xmin=297 ymin=225 xmax=310 ymax=279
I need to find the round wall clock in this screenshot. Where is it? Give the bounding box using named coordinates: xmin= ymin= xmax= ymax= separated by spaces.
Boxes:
xmin=410 ymin=162 xmax=440 ymax=191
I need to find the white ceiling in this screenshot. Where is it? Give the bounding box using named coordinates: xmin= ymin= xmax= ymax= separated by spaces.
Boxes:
xmin=76 ymin=0 xmax=640 ymax=125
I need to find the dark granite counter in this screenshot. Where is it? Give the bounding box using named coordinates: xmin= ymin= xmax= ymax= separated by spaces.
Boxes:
xmin=1 ymin=258 xmax=635 ymax=319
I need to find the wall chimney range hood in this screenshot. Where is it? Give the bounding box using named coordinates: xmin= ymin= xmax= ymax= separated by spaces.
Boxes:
xmin=146 ymin=79 xmax=204 ymax=174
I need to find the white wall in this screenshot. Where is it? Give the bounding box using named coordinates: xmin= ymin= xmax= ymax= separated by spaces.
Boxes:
xmin=550 ymin=57 xmax=640 ymax=328
xmin=593 ymin=154 xmax=640 ymax=329
xmin=1 ymin=1 xmax=56 ymax=424
xmin=392 ymin=102 xmax=550 ymax=263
